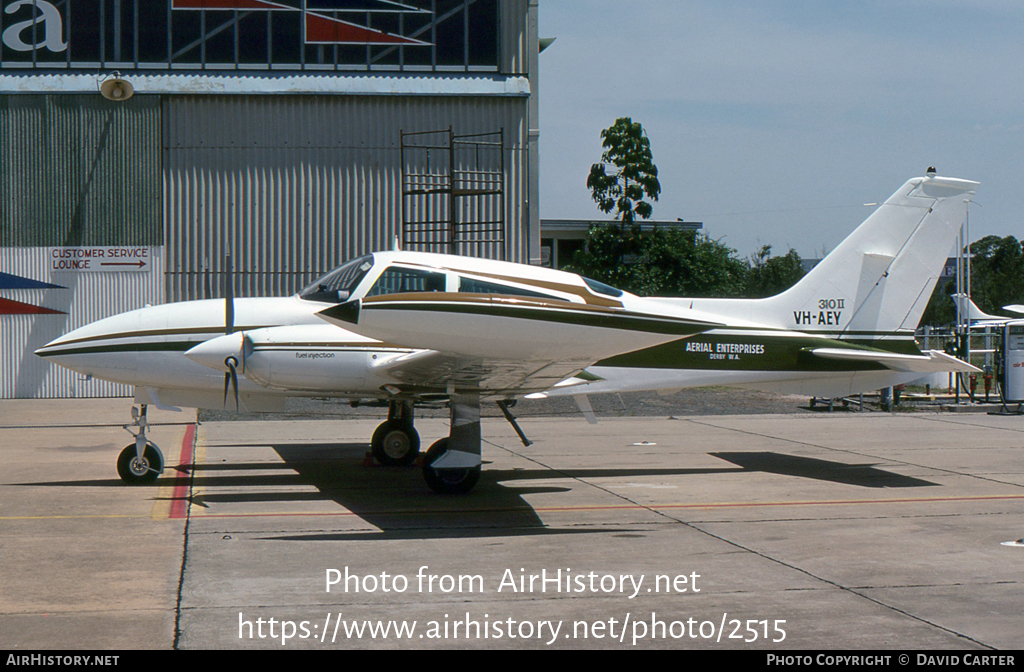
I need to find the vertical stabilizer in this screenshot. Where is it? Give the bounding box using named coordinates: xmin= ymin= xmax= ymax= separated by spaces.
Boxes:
xmin=761 ymin=175 xmax=978 ymax=337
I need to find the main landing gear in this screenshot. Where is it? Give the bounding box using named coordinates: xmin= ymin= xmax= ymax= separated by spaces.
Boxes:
xmin=421 ymin=392 xmax=483 ymax=495
xmin=369 ymin=395 xmax=484 ymax=495
xmin=116 ymin=405 xmax=165 ymax=484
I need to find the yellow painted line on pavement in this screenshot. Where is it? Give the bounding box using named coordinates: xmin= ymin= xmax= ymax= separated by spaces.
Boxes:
xmin=180 ymin=492 xmax=1024 ymax=520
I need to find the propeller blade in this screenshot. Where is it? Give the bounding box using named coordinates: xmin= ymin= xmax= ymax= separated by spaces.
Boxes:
xmin=224 ymin=254 xmax=234 ymax=335
xmin=229 ymin=362 xmax=239 ymax=411
xmin=221 ymin=254 xmax=240 ymax=410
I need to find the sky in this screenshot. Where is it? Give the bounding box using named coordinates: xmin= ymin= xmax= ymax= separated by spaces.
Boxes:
xmin=537 ymin=0 xmax=1023 ymax=260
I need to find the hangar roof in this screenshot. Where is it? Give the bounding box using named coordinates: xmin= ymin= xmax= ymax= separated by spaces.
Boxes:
xmin=0 ymin=72 xmax=530 ymax=96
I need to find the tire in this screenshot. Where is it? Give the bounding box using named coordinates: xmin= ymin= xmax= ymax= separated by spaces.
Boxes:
xmin=116 ymin=443 xmax=163 ymax=484
xmin=370 ymin=420 xmax=421 ymax=466
xmin=421 ymin=438 xmax=480 ymax=495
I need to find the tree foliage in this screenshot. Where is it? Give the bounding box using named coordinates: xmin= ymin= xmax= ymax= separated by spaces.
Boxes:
xmin=968 ymin=235 xmax=1024 ymax=314
xmin=746 ymin=245 xmax=806 ymax=298
xmin=921 ymin=235 xmax=1024 ymax=327
xmin=563 ymin=222 xmax=642 ymax=291
xmin=587 ymin=118 xmax=661 ymax=227
xmin=566 ymin=227 xmax=801 ymax=299
xmin=627 ymin=229 xmax=749 ymax=298
xmin=574 ymin=116 xmax=807 ymax=299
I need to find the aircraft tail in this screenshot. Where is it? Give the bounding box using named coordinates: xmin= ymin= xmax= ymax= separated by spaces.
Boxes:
xmin=952 ymin=293 xmax=1001 ymax=324
xmin=757 ymin=174 xmax=978 ymax=339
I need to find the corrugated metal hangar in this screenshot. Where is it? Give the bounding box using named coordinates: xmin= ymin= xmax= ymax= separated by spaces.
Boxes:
xmin=1 ymin=0 xmax=540 ymax=399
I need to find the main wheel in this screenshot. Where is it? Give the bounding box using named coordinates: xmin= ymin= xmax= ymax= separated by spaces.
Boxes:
xmin=116 ymin=443 xmax=163 ymax=484
xmin=370 ymin=420 xmax=420 ymax=466
xmin=422 ymin=438 xmax=480 ymax=495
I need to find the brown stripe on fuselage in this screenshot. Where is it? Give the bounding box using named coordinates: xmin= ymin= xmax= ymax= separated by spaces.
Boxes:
xmin=362 ymin=292 xmax=625 ymax=315
xmin=47 ymin=325 xmax=278 ymax=348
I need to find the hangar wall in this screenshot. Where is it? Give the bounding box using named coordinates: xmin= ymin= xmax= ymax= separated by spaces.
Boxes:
xmin=1 ymin=94 xmax=165 ymax=399
xmin=0 ymin=247 xmax=164 ymax=399
xmin=0 ymin=95 xmax=163 ymax=249
xmin=163 ymin=93 xmax=528 ymax=302
xmin=0 ymin=0 xmax=539 ymax=399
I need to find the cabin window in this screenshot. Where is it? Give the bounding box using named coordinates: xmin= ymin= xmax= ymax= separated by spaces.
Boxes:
xmin=366 ymin=267 xmax=447 ymax=297
xmin=458 ymin=277 xmax=563 ymax=301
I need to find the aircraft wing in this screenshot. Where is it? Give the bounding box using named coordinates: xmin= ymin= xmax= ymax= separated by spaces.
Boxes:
xmin=371 ymin=348 xmax=594 ymax=397
xmin=1004 ymin=305 xmax=1024 ymax=316
xmin=809 ymin=348 xmax=980 ymax=374
xmin=318 ymin=293 xmax=723 ymax=396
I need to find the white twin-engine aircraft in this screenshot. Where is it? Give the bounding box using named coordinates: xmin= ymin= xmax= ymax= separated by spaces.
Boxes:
xmin=37 ymin=174 xmax=981 ymax=494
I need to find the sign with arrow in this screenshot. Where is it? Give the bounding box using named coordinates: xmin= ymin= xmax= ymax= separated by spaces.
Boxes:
xmin=50 ymin=247 xmax=152 ymax=272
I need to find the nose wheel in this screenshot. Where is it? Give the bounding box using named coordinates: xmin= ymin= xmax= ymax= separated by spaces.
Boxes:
xmin=116 ymin=442 xmax=164 ymax=484
xmin=117 ymin=404 xmax=165 ymax=484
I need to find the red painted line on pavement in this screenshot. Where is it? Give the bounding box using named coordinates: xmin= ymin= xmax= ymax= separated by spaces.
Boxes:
xmin=169 ymin=424 xmax=197 ymax=519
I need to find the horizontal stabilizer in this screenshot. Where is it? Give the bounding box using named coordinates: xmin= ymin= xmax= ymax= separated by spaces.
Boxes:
xmin=1004 ymin=305 xmax=1024 ymax=316
xmin=810 ymin=348 xmax=980 ymax=374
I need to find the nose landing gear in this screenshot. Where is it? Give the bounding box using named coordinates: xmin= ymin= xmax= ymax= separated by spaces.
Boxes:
xmin=116 ymin=405 xmax=164 ymax=484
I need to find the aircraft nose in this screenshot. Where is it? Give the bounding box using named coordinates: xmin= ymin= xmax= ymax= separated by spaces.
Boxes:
xmin=34 ymin=329 xmax=82 ymax=358
xmin=34 ymin=337 xmax=63 ymax=358
xmin=185 ymin=333 xmax=244 ymax=372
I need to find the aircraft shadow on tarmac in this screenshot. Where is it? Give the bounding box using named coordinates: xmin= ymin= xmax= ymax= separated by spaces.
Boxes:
xmin=210 ymin=442 xmax=599 ymax=541
xmin=19 ymin=441 xmax=937 ymax=540
xmin=710 ymin=452 xmax=938 ymax=489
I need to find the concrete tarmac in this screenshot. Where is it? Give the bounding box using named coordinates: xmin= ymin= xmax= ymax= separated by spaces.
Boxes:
xmin=2 ymin=398 xmax=1023 ymax=650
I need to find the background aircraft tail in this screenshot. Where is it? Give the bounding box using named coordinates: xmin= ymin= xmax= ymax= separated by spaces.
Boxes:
xmin=755 ymin=174 xmax=979 ymax=338
xmin=953 ymin=293 xmax=1001 ymax=324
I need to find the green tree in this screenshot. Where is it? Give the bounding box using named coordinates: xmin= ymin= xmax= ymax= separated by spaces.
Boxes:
xmin=563 ymin=221 xmax=638 ymax=290
xmin=920 ymin=235 xmax=1024 ymax=327
xmin=629 ymin=229 xmax=749 ymax=297
xmin=745 ymin=245 xmax=805 ymax=298
xmin=567 ymin=227 xmax=749 ymax=298
xmin=587 ymin=117 xmax=661 ymax=228
xmin=921 ymin=278 xmax=957 ymax=327
xmin=968 ymin=235 xmax=1024 ymax=314
xmin=574 ymin=117 xmax=807 ymax=300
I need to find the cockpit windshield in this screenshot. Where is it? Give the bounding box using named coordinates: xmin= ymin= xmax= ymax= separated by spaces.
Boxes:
xmin=299 ymin=255 xmax=374 ymax=303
